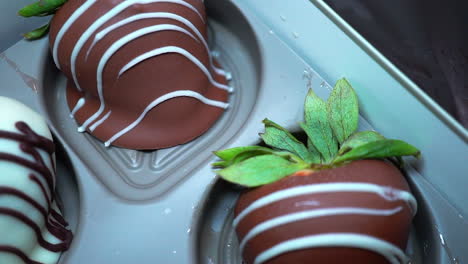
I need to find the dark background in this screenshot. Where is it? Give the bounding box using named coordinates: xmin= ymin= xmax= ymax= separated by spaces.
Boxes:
xmin=325 ymin=0 xmax=468 ymax=129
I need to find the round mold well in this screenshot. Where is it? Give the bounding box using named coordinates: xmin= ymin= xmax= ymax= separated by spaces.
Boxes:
xmin=54 ymin=138 xmax=81 ymax=263
xmin=39 ymin=0 xmax=262 ymax=201
xmin=195 ymin=162 xmax=443 ymax=264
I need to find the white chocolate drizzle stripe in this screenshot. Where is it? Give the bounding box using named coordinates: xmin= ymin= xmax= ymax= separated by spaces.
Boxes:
xmin=233 ymin=183 xmax=417 ymax=227
xmin=119 ymin=46 xmax=232 ymax=91
xmin=89 ymin=110 xmax=112 ymax=132
xmin=210 ymin=50 xmax=230 ymax=77
xmin=239 ymin=206 xmax=403 ymax=252
xmin=104 ymin=90 xmax=228 ymax=147
xmin=77 ymin=24 xmax=198 ymax=132
xmin=86 ymin=12 xmax=228 ymax=77
xmin=70 ymin=0 xmax=205 ymax=92
xmin=69 ymin=97 xmax=86 ymax=118
xmin=52 ymin=0 xmax=95 ymax=69
xmin=209 ymin=54 xmax=228 ymax=77
xmin=254 ymin=233 xmax=408 ymax=264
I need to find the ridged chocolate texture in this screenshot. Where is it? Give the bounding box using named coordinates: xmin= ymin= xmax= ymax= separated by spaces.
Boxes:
xmin=49 ymin=0 xmax=230 ymax=150
xmin=234 ymin=160 xmax=417 ymax=264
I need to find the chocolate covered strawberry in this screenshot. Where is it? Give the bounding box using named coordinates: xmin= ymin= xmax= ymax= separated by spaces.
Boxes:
xmin=213 ymin=78 xmax=420 ymax=264
xmin=19 ymin=0 xmax=230 ymax=149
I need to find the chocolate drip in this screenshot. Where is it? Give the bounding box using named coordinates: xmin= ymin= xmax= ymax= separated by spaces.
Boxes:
xmin=46 ymin=210 xmax=73 ymax=242
xmin=0 ymin=122 xmax=72 ymax=263
xmin=50 ymin=209 xmax=68 ymax=227
xmin=46 ymin=219 xmax=73 ymax=243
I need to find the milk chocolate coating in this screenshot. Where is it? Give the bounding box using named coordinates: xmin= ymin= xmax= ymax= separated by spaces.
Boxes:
xmin=49 ymin=0 xmax=229 ymax=149
xmin=235 ymin=160 xmax=414 ymax=264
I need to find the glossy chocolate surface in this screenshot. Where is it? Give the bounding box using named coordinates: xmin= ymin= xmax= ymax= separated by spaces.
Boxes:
xmin=235 ymin=160 xmax=414 ymax=264
xmin=49 ymin=0 xmax=229 ymax=149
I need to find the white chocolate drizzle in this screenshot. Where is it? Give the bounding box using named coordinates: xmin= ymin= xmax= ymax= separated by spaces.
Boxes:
xmin=69 ymin=97 xmax=86 ymax=118
xmin=254 ymin=233 xmax=409 ymax=264
xmin=57 ymin=0 xmax=230 ymax=146
xmin=86 ymin=12 xmax=227 ymax=77
xmin=89 ymin=110 xmax=112 ymax=132
xmin=69 ymin=0 xmax=205 ymax=92
xmin=77 ymin=24 xmax=198 ymax=132
xmin=234 ymin=182 xmax=417 ymax=227
xmin=239 ymin=206 xmax=403 ymax=252
xmin=52 ymin=0 xmax=96 ymax=69
xmin=104 ymin=90 xmax=228 ymax=147
xmin=118 ymin=46 xmax=231 ymax=91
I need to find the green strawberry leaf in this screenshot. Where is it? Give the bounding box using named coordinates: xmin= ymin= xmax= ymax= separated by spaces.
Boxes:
xmin=338 ymin=131 xmax=386 ymax=155
xmin=307 ymin=138 xmax=322 ymax=164
xmin=214 ymin=146 xmax=273 ymax=161
xmin=327 ymin=78 xmax=359 ymax=144
xmin=212 ymin=77 xmax=422 ymax=189
xmin=18 ymin=0 xmax=66 ymax=17
xmin=302 ymin=89 xmax=338 ymax=163
xmin=212 ymin=160 xmax=230 ymax=168
xmin=260 ymin=119 xmax=315 ymax=163
xmin=333 ymin=139 xmax=420 ymax=164
xmin=217 ymin=149 xmax=275 ymax=168
xmin=212 ymin=146 xmax=305 ymax=169
xmin=23 ymin=23 xmax=50 ymax=40
xmin=216 ymin=154 xmax=308 ymax=187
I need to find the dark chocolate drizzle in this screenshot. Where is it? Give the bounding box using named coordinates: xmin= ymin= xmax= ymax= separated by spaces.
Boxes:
xmin=0 ymin=187 xmax=47 ymax=218
xmin=0 ymin=153 xmax=54 ymax=195
xmin=0 ymin=246 xmax=42 ymax=264
xmin=0 ymin=208 xmax=69 ymax=251
xmin=0 ymin=122 xmax=72 ymax=263
xmin=29 ymin=175 xmax=51 ymax=209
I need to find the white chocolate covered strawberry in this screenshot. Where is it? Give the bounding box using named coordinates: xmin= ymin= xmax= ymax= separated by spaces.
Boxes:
xmin=0 ymin=97 xmax=72 ymax=264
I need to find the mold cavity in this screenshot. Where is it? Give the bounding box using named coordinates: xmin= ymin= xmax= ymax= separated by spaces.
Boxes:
xmin=195 ymin=180 xmax=242 ymax=264
xmin=40 ymin=0 xmax=262 ymax=201
xmin=196 ymin=134 xmax=434 ymax=264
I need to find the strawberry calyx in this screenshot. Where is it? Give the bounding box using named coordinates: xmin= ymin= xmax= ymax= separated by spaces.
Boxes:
xmin=213 ymin=78 xmax=420 ymax=187
xmin=18 ymin=0 xmax=68 ymax=40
